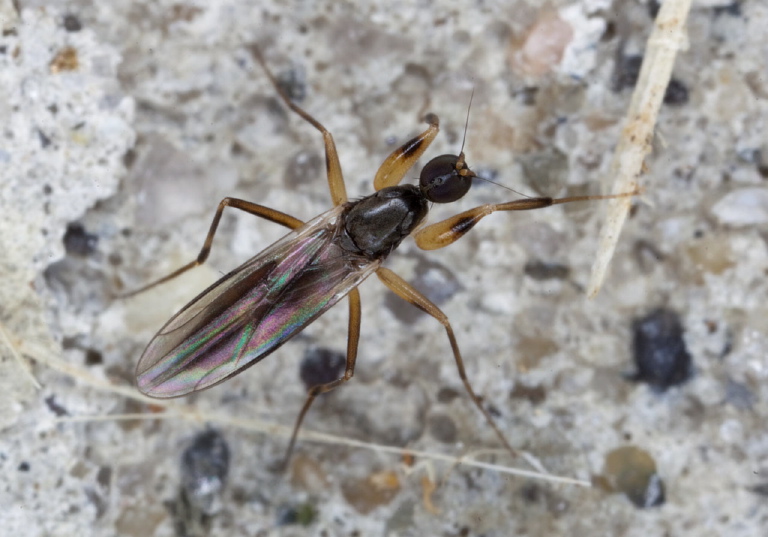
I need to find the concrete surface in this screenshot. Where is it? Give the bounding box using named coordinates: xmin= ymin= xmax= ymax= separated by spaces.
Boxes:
xmin=1 ymin=0 xmax=766 ymax=535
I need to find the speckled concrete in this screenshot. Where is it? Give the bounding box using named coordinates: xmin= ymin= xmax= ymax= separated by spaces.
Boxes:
xmin=1 ymin=1 xmax=767 ymax=536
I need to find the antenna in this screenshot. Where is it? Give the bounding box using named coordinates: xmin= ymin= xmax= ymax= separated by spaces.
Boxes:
xmin=459 ymin=88 xmax=532 ymax=199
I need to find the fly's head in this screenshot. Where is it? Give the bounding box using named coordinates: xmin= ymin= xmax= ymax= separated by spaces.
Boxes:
xmin=419 ymin=152 xmax=475 ymax=204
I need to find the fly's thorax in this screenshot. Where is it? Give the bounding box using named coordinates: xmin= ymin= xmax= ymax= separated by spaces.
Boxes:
xmin=339 ymin=185 xmax=429 ymax=259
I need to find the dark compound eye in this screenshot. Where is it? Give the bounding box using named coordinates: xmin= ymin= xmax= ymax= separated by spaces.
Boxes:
xmin=419 ymin=154 xmax=473 ymax=203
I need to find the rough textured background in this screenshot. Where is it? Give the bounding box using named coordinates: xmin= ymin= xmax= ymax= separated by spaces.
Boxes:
xmin=1 ymin=0 xmax=767 ymax=535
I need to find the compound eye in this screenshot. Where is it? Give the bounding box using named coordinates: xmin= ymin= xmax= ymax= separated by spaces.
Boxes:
xmin=419 ymin=154 xmax=473 ymax=203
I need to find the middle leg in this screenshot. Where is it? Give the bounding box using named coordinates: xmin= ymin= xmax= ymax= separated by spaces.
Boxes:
xmin=283 ymin=287 xmax=362 ymax=466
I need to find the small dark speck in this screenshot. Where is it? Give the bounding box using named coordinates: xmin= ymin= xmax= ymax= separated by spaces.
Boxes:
xmin=276 ymin=503 xmax=317 ymax=527
xmin=647 ymin=0 xmax=660 ymax=18
xmin=514 ymin=86 xmax=539 ymax=106
xmin=630 ymin=308 xmax=693 ymax=390
xmin=720 ymin=330 xmax=733 ymax=358
xmin=713 ymin=2 xmax=742 ymax=17
xmin=18 ymin=462 xmax=30 ymax=472
xmin=64 ymin=222 xmax=98 ymax=256
xmin=277 ymin=65 xmax=307 ymax=103
xmin=45 ymin=395 xmax=69 ymax=417
xmin=43 ymin=184 xmax=52 ymax=195
xmin=63 ymin=14 xmax=83 ymax=32
xmin=0 ymin=45 xmax=7 ymax=55
xmin=108 ymin=252 xmax=123 ymax=267
xmin=521 ymin=482 xmax=541 ymax=503
xmin=725 ymin=379 xmax=754 ymax=410
xmin=38 ymin=129 xmax=52 ymax=148
xmin=601 ymin=20 xmax=617 ymax=42
xmin=85 ymin=348 xmax=103 ymax=366
xmin=428 ymin=413 xmax=458 ymax=444
xmin=436 ymin=386 xmax=460 ymax=403
xmin=613 ymin=55 xmax=643 ymax=92
xmin=123 ymin=148 xmax=136 ymax=169
xmin=524 ymin=260 xmax=570 ymax=281
xmin=300 ymin=347 xmax=345 ymax=390
xmin=510 ymin=382 xmax=547 ymax=405
xmin=180 ymin=429 xmax=230 ymax=516
xmin=749 ymin=483 xmax=768 ymax=497
xmin=663 ymin=79 xmax=689 ymax=106
xmin=230 ymin=140 xmax=247 ymax=156
xmin=97 ymin=466 xmax=112 ymax=489
xmin=613 ymin=56 xmax=688 ymax=106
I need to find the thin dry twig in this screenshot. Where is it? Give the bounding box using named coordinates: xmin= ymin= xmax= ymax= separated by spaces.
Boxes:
xmin=60 ymin=411 xmax=591 ymax=487
xmin=24 ymin=341 xmax=162 ymax=405
xmin=588 ymin=0 xmax=692 ymax=297
xmin=0 ymin=322 xmax=41 ymax=390
xmin=30 ymin=348 xmax=590 ymax=487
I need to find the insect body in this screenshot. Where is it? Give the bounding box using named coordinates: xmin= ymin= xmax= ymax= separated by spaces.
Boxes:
xmin=137 ymin=179 xmax=432 ymax=398
xmin=131 ymin=48 xmax=633 ymax=463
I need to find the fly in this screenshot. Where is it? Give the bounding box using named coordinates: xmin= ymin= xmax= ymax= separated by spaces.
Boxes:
xmin=128 ymin=46 xmax=635 ymax=465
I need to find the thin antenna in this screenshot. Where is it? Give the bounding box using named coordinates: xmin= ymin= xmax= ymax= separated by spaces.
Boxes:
xmin=459 ymin=87 xmax=474 ymax=156
xmin=475 ymin=173 xmax=532 ymax=199
xmin=459 ymin=88 xmax=533 ymax=199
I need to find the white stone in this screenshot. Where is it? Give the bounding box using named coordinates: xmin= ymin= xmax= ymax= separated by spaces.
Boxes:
xmin=711 ymin=188 xmax=768 ymax=226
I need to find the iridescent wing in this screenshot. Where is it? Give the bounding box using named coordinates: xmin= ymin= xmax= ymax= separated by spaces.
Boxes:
xmin=136 ymin=206 xmax=380 ymax=398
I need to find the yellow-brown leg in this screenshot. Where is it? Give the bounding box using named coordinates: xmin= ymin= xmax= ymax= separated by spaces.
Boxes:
xmin=121 ymin=198 xmax=303 ymax=298
xmin=375 ymin=267 xmax=520 ymax=459
xmin=251 ymin=46 xmax=348 ymax=206
xmin=282 ymin=287 xmax=362 ymax=467
xmin=374 ymin=114 xmax=441 ymax=191
xmin=415 ymin=191 xmax=639 ymax=250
